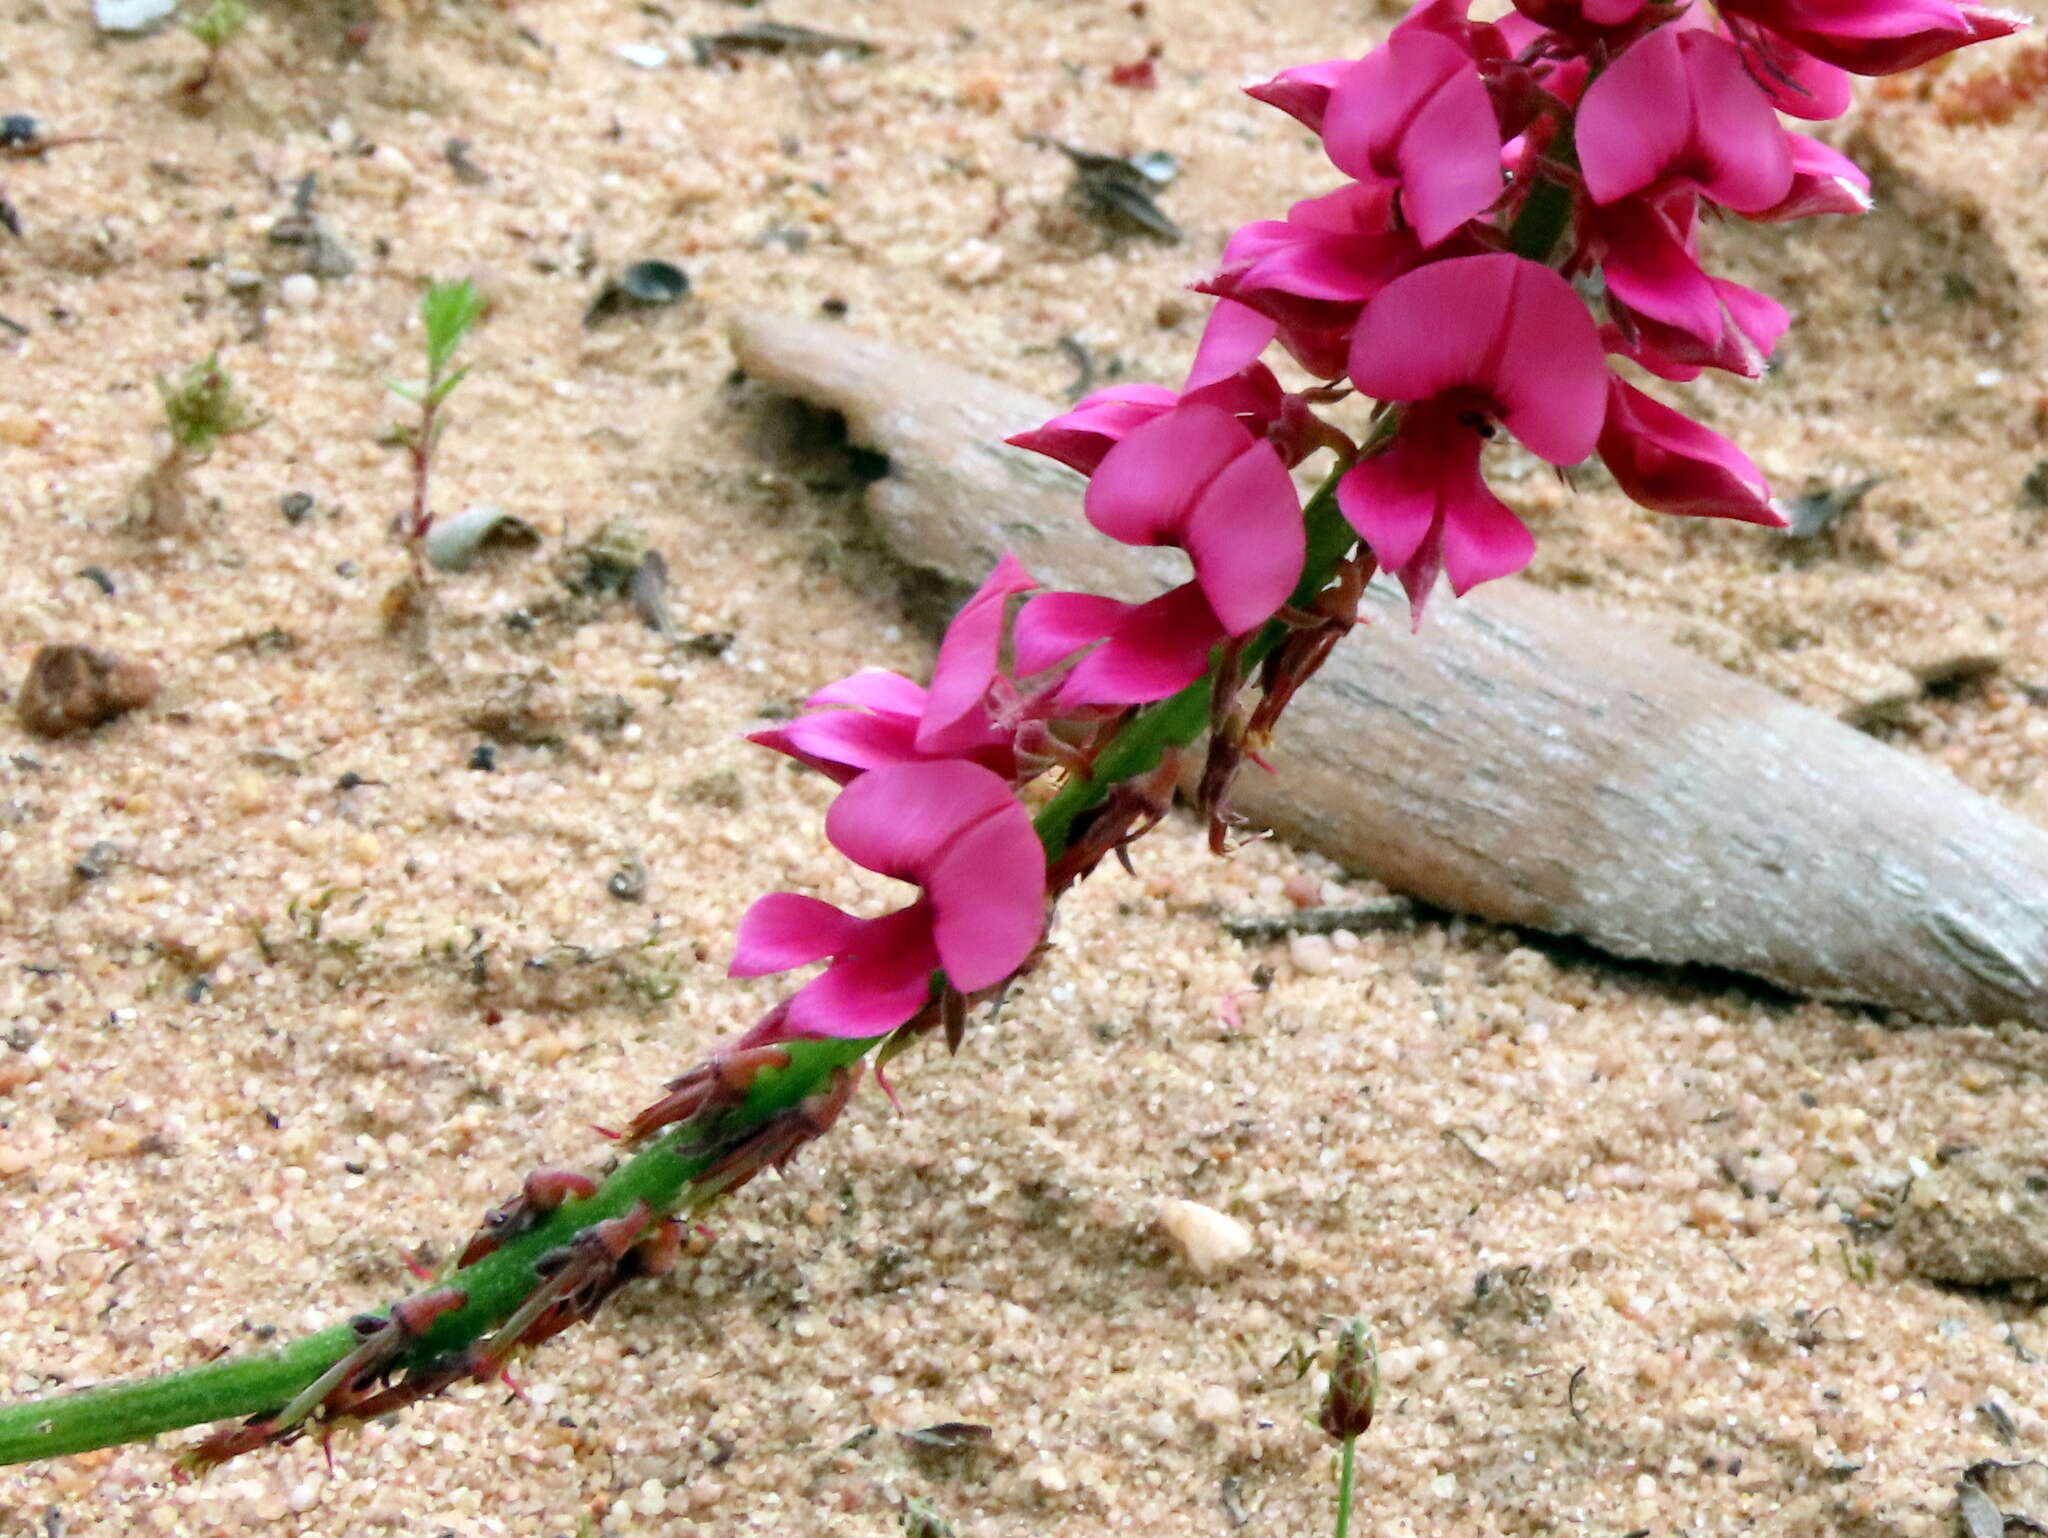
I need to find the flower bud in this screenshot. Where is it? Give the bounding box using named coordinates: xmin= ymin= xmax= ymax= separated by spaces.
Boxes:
xmin=1319 ymin=1319 xmax=1377 ymax=1442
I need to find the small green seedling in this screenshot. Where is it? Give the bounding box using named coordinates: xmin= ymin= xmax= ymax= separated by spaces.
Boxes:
xmin=178 ymin=0 xmax=250 ymax=108
xmin=158 ymin=352 xmax=261 ymax=455
xmin=184 ymin=0 xmax=249 ymax=51
xmin=132 ymin=353 xmax=260 ymax=532
xmin=389 ymin=278 xmax=486 ymax=574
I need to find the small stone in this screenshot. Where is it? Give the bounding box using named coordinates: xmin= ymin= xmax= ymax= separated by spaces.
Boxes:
xmin=16 ymin=645 xmax=158 ymax=738
xmin=278 ymin=273 xmax=319 ymax=310
xmin=1191 ymin=1384 xmax=1240 ymax=1425
xmin=1028 ymin=1460 xmax=1069 ymax=1494
xmin=1158 ymin=1198 xmax=1254 ymax=1275
xmin=615 ymin=42 xmax=670 ymax=68
xmin=72 ymin=840 xmax=122 ymax=880
xmin=939 ymin=239 xmax=1006 ymax=287
xmin=1288 ymin=933 xmax=1335 ymax=975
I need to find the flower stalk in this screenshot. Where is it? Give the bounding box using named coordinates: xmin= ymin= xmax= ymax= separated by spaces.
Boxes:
xmin=0 ymin=471 xmax=1360 ymax=1469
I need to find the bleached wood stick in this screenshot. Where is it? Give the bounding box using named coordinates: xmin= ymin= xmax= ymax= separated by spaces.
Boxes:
xmin=729 ymin=311 xmax=2048 ymax=1028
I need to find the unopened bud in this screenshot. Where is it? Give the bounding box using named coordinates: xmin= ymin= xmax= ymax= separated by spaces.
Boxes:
xmin=1319 ymin=1319 xmax=1377 ymax=1442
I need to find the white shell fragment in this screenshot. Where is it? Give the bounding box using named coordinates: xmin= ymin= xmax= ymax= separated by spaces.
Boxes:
xmin=94 ymin=0 xmax=176 ymax=32
xmin=1158 ymin=1199 xmax=1253 ymax=1276
xmin=425 ymin=505 xmax=542 ymax=572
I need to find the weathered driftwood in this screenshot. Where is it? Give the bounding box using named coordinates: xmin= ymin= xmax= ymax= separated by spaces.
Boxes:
xmin=728 ymin=311 xmax=2048 ymax=1028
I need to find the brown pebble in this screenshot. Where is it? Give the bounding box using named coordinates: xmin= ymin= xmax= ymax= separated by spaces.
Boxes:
xmin=15 ymin=644 xmax=159 ymax=738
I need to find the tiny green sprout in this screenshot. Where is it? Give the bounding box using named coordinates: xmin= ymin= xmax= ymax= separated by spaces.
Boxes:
xmin=389 ymin=278 xmax=488 ymax=574
xmin=183 ymin=0 xmax=250 ymax=52
xmin=417 ymin=277 xmax=486 ymax=403
xmin=156 ymin=353 xmax=260 ymax=457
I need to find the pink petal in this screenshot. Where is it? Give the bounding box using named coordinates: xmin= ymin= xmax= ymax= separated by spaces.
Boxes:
xmin=1349 ymin=255 xmax=1606 ymax=465
xmin=1006 ymin=385 xmax=1179 ymax=476
xmin=918 ymin=553 xmax=1037 ymax=755
xmin=782 ymin=905 xmax=942 ymax=1038
xmin=1719 ymin=0 xmax=2024 ymax=73
xmin=1436 ymin=460 xmax=1536 ymax=594
xmin=1733 ymin=22 xmax=1853 ymax=118
xmin=1243 ymin=57 xmax=1349 ymax=134
xmin=1186 ymin=299 xmax=1280 ymax=391
xmin=1682 ymin=32 xmax=1797 ymax=212
xmin=1596 ymin=201 xmax=1727 ymax=346
xmin=1579 ymin=28 xmax=1793 ymax=212
xmin=925 ymin=803 xmax=1047 ymax=990
xmin=808 ymin=668 xmax=928 ymax=717
xmin=827 ymin=759 xmax=1020 ymax=887
xmin=1598 ymin=379 xmax=1785 ymax=524
xmin=1577 ymin=25 xmax=1694 ymax=205
xmin=1323 ymin=32 xmax=1502 ymax=246
xmin=1055 ymin=584 xmax=1223 ymax=707
xmin=1014 ymin=591 xmax=1129 ymax=676
xmin=1348 ymin=253 xmax=1519 ymax=407
xmin=1337 ymin=440 xmax=1443 ymax=576
xmin=1181 ymin=360 xmax=1286 ymax=430
xmin=731 ymin=892 xmax=866 ymax=978
xmin=1751 ymin=134 xmax=1871 ymax=220
xmin=1182 ymin=440 xmax=1304 ymax=634
xmin=1085 ymin=404 xmax=1249 ymax=547
xmin=1390 ymin=41 xmax=1506 ymax=244
xmin=753 ymin=710 xmax=921 ymax=780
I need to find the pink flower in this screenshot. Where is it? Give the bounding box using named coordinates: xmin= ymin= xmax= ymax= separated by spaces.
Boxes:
xmin=1598 ymin=379 xmax=1788 ymax=525
xmin=1195 ymin=182 xmax=1425 ymax=381
xmin=1588 ymin=195 xmax=1788 ymax=379
xmin=1004 ymin=384 xmax=1179 ymax=477
xmin=1008 ymin=363 xmax=1289 ymax=472
xmin=749 ymin=670 xmax=975 ymax=785
xmin=1715 ymin=0 xmax=2025 ymax=74
xmin=1340 ymin=253 xmax=1607 ymax=617
xmin=1749 ymin=133 xmax=1872 ymax=221
xmin=1244 ymin=0 xmax=1511 ymax=137
xmin=750 ymin=558 xmax=1037 ymax=781
xmin=1015 ymin=403 xmax=1302 ymax=705
xmin=731 ymin=760 xmax=1046 ymax=1038
xmin=1577 ymin=26 xmax=1794 ymax=213
xmin=918 ymin=553 xmax=1040 ymax=757
xmin=1320 ymin=29 xmax=1505 ymax=246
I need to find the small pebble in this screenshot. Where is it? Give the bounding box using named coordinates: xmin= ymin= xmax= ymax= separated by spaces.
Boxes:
xmin=1289 ymin=933 xmax=1335 ymax=975
xmin=278 ymin=273 xmax=319 ymax=310
xmin=15 ymin=644 xmax=158 ymax=738
xmin=1158 ymin=1199 xmax=1254 ymax=1275
xmin=1191 ymin=1384 xmax=1240 ymax=1425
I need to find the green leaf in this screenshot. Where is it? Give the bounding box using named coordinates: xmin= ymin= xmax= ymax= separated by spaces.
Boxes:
xmin=420 ymin=279 xmax=485 ymax=380
xmin=183 ymin=0 xmax=249 ymax=50
xmin=424 ymin=362 xmax=472 ymax=407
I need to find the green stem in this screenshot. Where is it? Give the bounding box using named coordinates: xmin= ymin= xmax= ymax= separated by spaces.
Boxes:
xmin=1335 ymin=1435 xmax=1358 ymax=1538
xmin=0 ymin=466 xmax=1359 ymax=1468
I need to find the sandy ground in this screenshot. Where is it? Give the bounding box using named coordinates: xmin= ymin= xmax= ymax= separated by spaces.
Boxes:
xmin=3 ymin=0 xmax=2048 ymax=1534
